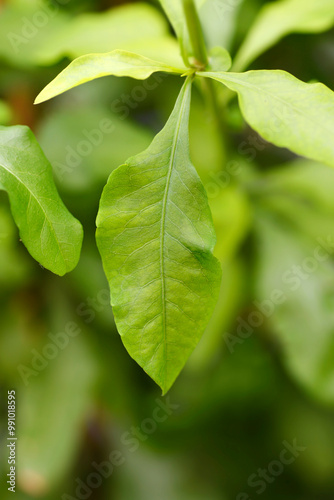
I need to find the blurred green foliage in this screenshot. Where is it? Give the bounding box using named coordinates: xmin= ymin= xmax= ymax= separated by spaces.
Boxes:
xmin=1 ymin=0 xmax=334 ymax=499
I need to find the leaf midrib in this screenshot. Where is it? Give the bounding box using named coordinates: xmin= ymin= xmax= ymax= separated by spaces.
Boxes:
xmin=159 ymin=82 xmax=189 ymax=386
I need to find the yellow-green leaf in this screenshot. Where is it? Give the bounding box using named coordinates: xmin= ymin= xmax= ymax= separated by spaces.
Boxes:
xmin=233 ymin=0 xmax=334 ymax=71
xmin=35 ymin=50 xmax=187 ymax=104
xmin=200 ymin=70 xmax=334 ymax=169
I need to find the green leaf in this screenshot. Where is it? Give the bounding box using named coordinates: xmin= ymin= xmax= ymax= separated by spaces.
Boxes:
xmin=0 ymin=2 xmax=181 ymax=68
xmin=43 ymin=3 xmax=180 ymax=64
xmin=0 ymin=126 xmax=83 ymax=275
xmin=254 ymin=211 xmax=334 ymax=405
xmin=0 ymin=2 xmax=70 ymax=67
xmin=35 ymin=50 xmax=187 ymax=104
xmin=96 ymin=78 xmax=221 ymax=393
xmin=199 ymin=0 xmax=245 ymax=51
xmin=207 ymin=47 xmax=232 ymax=72
xmin=233 ymin=0 xmax=334 ymax=71
xmin=200 ymin=70 xmax=334 ymax=169
xmin=252 ymin=159 xmax=334 ymax=236
xmin=18 ymin=335 xmax=97 ymax=494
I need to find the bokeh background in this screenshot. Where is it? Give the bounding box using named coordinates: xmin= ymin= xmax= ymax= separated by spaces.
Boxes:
xmin=1 ymin=0 xmax=334 ymax=499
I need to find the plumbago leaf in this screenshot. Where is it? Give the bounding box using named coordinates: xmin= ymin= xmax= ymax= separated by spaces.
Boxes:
xmin=35 ymin=50 xmax=187 ymax=104
xmin=0 ymin=126 xmax=83 ymax=276
xmin=233 ymin=0 xmax=334 ymax=71
xmin=200 ymin=70 xmax=334 ymax=169
xmin=96 ymin=78 xmax=221 ymax=393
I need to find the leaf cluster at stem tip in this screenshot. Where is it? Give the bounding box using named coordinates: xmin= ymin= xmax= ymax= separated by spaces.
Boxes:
xmin=12 ymin=0 xmax=334 ymax=393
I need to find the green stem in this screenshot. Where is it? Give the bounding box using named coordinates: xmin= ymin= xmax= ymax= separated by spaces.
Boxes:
xmin=204 ymin=79 xmax=226 ymax=136
xmin=182 ymin=0 xmax=228 ymax=164
xmin=182 ymin=0 xmax=208 ymax=69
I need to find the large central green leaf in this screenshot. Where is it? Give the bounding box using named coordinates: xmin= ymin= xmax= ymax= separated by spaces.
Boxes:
xmin=0 ymin=126 xmax=83 ymax=276
xmin=96 ymin=78 xmax=221 ymax=393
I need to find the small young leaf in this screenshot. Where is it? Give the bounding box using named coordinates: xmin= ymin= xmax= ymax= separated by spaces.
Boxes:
xmin=200 ymin=70 xmax=334 ymax=169
xmin=96 ymin=78 xmax=221 ymax=393
xmin=207 ymin=47 xmax=232 ymax=72
xmin=35 ymin=50 xmax=187 ymax=104
xmin=233 ymin=0 xmax=334 ymax=71
xmin=0 ymin=126 xmax=83 ymax=276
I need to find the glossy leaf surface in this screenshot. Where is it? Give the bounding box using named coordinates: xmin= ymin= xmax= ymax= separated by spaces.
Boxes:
xmin=0 ymin=126 xmax=83 ymax=275
xmin=96 ymin=79 xmax=221 ymax=393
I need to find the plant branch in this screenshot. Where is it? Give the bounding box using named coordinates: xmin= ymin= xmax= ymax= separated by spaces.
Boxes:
xmin=182 ymin=0 xmax=208 ymax=69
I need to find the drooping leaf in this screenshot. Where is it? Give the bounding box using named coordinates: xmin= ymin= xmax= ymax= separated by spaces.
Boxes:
xmin=233 ymin=0 xmax=334 ymax=71
xmin=35 ymin=50 xmax=187 ymax=104
xmin=96 ymin=78 xmax=222 ymax=393
xmin=0 ymin=126 xmax=83 ymax=275
xmin=200 ymin=70 xmax=334 ymax=169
